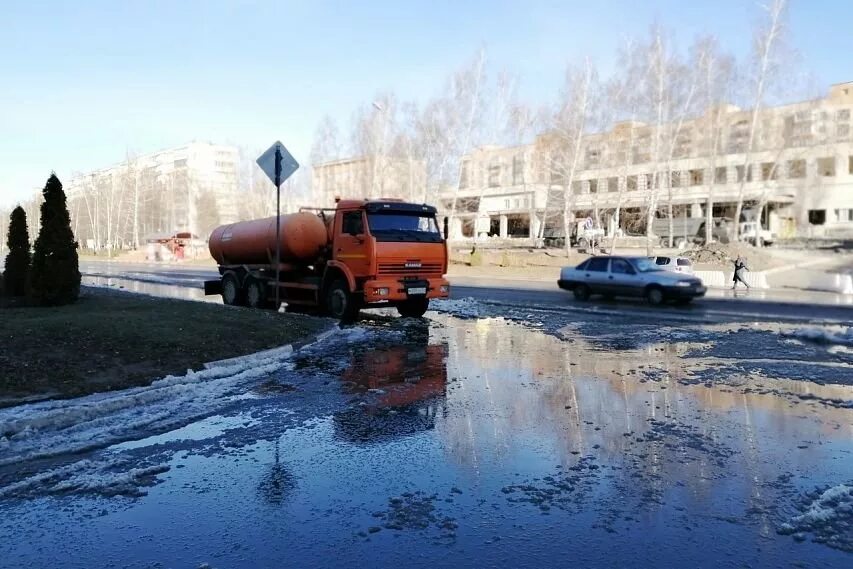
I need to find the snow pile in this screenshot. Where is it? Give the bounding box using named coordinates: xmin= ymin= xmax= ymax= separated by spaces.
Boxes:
xmin=0 ymin=326 xmax=342 ymax=468
xmin=778 ymin=483 xmax=853 ymax=552
xmin=782 ymin=326 xmax=853 ymax=347
xmin=429 ymin=297 xmax=482 ymax=319
xmin=0 ymin=458 xmax=170 ymax=499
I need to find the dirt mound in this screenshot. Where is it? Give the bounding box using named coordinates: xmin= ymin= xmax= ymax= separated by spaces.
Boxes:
xmin=684 ymin=242 xmax=778 ymax=270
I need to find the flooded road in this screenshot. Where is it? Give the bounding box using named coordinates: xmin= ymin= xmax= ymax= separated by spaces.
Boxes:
xmin=1 ymin=296 xmax=851 ymax=568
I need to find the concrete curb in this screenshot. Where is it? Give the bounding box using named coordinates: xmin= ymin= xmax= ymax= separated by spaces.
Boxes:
xmin=695 ymin=270 xmax=770 ymax=289
xmin=808 ymin=273 xmax=853 ymax=295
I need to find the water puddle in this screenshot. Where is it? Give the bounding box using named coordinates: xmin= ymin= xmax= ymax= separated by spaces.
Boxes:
xmin=1 ymin=307 xmax=851 ymax=568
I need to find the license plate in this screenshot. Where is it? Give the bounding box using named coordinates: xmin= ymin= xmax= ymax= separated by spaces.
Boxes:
xmin=407 ymin=287 xmax=427 ymax=295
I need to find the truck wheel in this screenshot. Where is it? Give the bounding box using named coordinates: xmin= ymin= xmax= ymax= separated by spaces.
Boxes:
xmin=397 ymin=298 xmax=429 ymax=318
xmin=646 ymin=285 xmax=664 ymax=306
xmin=221 ymin=272 xmax=245 ymax=306
xmin=245 ymin=277 xmax=270 ymax=309
xmin=326 ymin=279 xmax=359 ymax=322
xmin=573 ymin=284 xmax=591 ymax=301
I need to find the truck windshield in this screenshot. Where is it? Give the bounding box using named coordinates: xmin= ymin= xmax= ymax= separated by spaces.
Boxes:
xmin=367 ymin=213 xmax=442 ymax=243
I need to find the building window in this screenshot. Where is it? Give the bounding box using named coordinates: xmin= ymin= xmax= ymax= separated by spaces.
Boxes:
xmin=670 ymin=171 xmax=681 ymax=188
xmin=174 ymin=158 xmax=188 ymax=168
xmin=460 ymin=162 xmax=470 ymax=188
xmin=627 ymin=175 xmax=638 ymax=192
xmin=849 ymin=156 xmax=853 ymax=174
xmin=523 ymin=197 xmax=529 ymax=208
xmin=746 ymin=164 xmax=754 ymax=182
xmin=715 ymin=167 xmax=727 ymax=184
xmin=588 ymin=179 xmax=598 ymax=194
xmin=818 ymin=157 xmax=836 ymax=177
xmin=837 ymin=109 xmax=850 ymax=121
xmin=488 ymin=162 xmax=501 ymax=187
xmin=689 ymin=169 xmax=704 ymax=186
xmin=514 ymin=198 xmax=520 ymax=208
xmin=735 ymin=165 xmax=746 ymax=182
xmin=787 ymin=159 xmax=806 ymax=179
xmin=608 ymin=176 xmax=619 ymax=193
xmin=835 ymin=209 xmax=853 ymax=222
xmin=572 ymin=181 xmax=583 ymax=194
xmin=808 ymin=210 xmax=826 ymax=225
xmin=512 ymin=155 xmax=524 ymax=185
xmin=728 ymin=120 xmax=749 ymax=153
xmin=585 ymin=146 xmax=601 ymax=168
xmin=838 ymin=124 xmax=850 ymax=139
xmin=761 ymin=162 xmax=778 ymax=181
xmin=504 ymin=199 xmax=510 ymax=209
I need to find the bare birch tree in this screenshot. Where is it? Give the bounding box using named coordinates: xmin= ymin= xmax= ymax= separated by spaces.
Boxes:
xmin=732 ymin=0 xmax=788 ymax=241
xmin=537 ymin=59 xmax=598 ymax=255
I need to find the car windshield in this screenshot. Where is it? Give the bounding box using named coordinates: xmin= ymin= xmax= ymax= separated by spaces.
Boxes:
xmin=631 ymin=258 xmax=663 ymax=273
xmin=367 ymin=213 xmax=442 ymax=243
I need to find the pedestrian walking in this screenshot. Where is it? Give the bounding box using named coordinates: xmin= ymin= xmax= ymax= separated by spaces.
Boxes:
xmin=732 ymin=255 xmax=750 ymax=290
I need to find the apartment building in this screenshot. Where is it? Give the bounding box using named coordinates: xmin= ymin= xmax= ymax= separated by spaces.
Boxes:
xmin=441 ymin=81 xmax=853 ymax=242
xmin=66 ymin=142 xmax=239 ymax=245
xmin=312 ymin=155 xmax=427 ymax=207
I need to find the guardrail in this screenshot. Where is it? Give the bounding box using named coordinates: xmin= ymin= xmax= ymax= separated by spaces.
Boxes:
xmin=694 ymin=270 xmax=770 ymax=289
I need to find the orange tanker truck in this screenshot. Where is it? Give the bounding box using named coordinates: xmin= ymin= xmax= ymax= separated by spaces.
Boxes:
xmin=204 ymin=198 xmax=450 ymax=320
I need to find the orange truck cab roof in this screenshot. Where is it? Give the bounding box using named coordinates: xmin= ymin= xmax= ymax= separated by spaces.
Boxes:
xmin=335 ymin=199 xmax=437 ymax=215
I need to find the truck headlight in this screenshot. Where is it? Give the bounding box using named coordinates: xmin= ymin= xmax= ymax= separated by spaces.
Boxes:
xmin=439 ymin=285 xmax=450 ymax=294
xmin=374 ymin=287 xmax=389 ymax=296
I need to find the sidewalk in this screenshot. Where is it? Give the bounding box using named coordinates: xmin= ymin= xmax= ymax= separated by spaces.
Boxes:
xmin=447 ymin=264 xmax=853 ymax=307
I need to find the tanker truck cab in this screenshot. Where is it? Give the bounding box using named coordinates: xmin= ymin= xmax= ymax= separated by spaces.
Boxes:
xmin=327 ymin=199 xmax=450 ymax=319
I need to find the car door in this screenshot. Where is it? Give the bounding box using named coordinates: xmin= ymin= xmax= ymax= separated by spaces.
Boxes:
xmin=608 ymin=257 xmax=640 ymax=297
xmin=334 ymin=210 xmax=372 ymax=277
xmin=580 ymin=257 xmax=610 ymax=293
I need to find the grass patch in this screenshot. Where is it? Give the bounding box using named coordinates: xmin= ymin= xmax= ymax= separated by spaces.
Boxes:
xmin=0 ymin=287 xmax=329 ymax=400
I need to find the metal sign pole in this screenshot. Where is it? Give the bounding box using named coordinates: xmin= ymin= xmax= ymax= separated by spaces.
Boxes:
xmin=274 ymin=144 xmax=282 ymax=311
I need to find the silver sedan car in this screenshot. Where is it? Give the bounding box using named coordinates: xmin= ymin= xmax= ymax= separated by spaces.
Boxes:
xmin=558 ymin=256 xmax=706 ymax=305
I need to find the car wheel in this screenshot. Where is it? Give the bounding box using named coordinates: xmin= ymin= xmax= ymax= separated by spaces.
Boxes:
xmin=573 ymin=284 xmax=591 ymax=301
xmin=221 ymin=272 xmax=245 ymax=306
xmin=245 ymin=276 xmax=270 ymax=309
xmin=645 ymin=286 xmax=664 ymax=306
xmin=325 ymin=279 xmax=360 ymax=322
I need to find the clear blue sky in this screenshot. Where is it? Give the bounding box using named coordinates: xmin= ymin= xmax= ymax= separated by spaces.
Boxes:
xmin=1 ymin=0 xmax=850 ymax=207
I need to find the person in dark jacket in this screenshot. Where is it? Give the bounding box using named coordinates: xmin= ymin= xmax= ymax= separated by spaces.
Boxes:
xmin=732 ymin=255 xmax=750 ymax=290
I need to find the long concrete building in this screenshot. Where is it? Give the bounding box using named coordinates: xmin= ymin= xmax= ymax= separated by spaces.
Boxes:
xmin=66 ymin=142 xmax=240 ymax=248
xmin=312 ymin=155 xmax=427 ymax=207
xmin=440 ymin=81 xmax=853 ymax=243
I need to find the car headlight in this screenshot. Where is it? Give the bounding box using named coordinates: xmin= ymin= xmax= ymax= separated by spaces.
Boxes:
xmin=676 ymin=280 xmax=693 ymax=287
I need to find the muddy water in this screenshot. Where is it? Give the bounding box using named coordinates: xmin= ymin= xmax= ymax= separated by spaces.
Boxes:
xmin=0 ymin=309 xmax=851 ymax=568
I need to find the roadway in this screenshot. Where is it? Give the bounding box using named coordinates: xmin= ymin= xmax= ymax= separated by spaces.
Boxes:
xmin=80 ymin=260 xmax=853 ymax=324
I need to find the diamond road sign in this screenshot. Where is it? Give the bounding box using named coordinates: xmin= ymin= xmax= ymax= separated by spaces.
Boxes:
xmin=256 ymin=141 xmax=299 ymax=187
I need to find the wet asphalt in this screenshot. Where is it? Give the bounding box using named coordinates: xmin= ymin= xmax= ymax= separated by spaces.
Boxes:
xmin=0 ymin=277 xmax=852 ymax=568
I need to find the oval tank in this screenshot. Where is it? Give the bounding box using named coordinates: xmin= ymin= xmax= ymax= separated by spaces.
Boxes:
xmin=209 ymin=212 xmax=329 ymax=265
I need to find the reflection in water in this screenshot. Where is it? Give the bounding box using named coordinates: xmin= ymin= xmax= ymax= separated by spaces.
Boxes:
xmin=258 ymin=438 xmax=295 ymax=505
xmin=82 ymin=276 xmax=217 ymax=303
xmin=431 ymin=314 xmax=852 ymax=525
xmin=334 ymin=323 xmax=447 ymax=443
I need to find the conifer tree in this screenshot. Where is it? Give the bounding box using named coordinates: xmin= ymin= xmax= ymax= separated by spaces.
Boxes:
xmin=3 ymin=206 xmax=31 ymax=296
xmin=30 ymin=174 xmax=80 ymax=305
